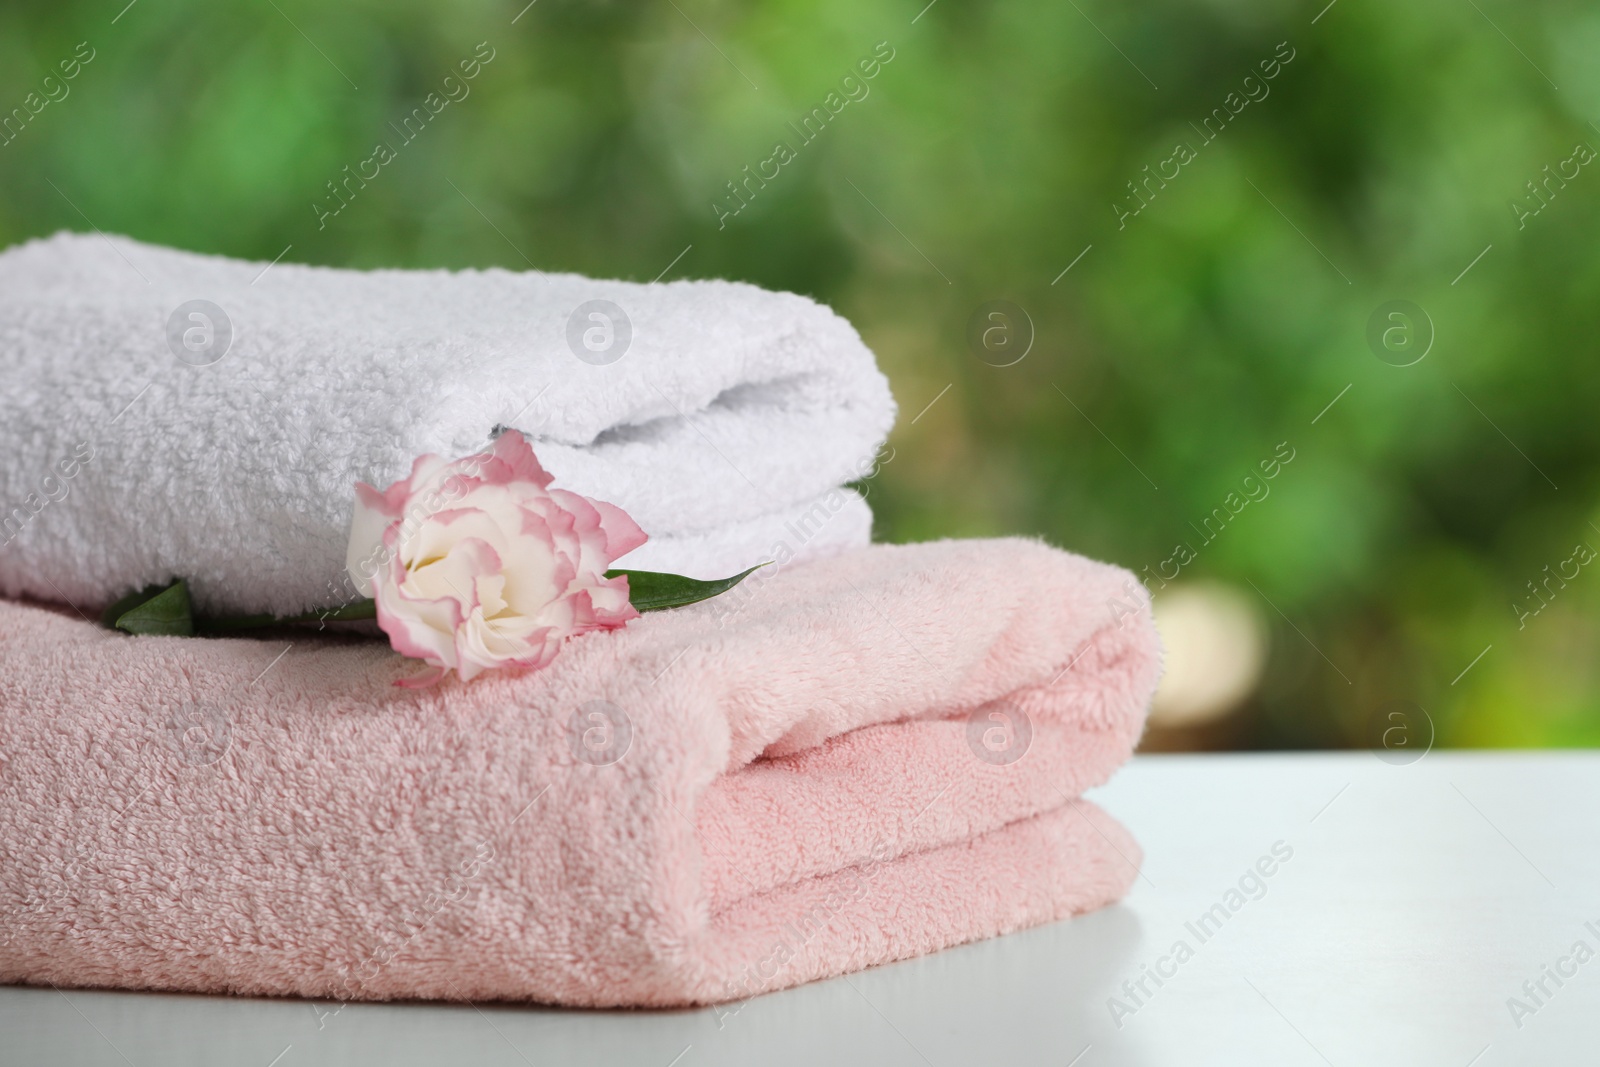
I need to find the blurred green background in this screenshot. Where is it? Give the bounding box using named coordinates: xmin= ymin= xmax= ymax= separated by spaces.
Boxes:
xmin=2 ymin=0 xmax=1596 ymax=750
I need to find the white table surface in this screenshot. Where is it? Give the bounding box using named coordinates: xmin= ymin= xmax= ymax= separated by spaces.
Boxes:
xmin=4 ymin=751 xmax=1594 ymax=1066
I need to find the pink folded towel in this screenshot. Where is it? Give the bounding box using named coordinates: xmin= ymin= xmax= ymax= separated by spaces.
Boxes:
xmin=0 ymin=538 xmax=1159 ymax=1007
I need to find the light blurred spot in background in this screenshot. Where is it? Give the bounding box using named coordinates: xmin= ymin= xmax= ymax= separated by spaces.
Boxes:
xmin=1149 ymin=581 xmax=1267 ymax=732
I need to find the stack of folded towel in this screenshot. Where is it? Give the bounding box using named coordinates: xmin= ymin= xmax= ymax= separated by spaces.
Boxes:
xmin=0 ymin=234 xmax=1161 ymax=1006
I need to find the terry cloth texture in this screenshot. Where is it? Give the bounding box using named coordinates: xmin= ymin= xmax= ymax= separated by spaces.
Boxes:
xmin=0 ymin=538 xmax=1159 ymax=1007
xmin=0 ymin=232 xmax=895 ymax=616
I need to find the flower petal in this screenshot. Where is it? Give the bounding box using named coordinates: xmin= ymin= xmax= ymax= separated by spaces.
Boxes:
xmin=359 ymin=429 xmax=649 ymax=685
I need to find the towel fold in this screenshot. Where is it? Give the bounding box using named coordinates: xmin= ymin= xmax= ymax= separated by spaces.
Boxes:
xmin=0 ymin=538 xmax=1159 ymax=1007
xmin=0 ymin=232 xmax=895 ymax=614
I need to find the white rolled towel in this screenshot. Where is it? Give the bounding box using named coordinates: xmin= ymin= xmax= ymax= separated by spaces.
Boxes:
xmin=0 ymin=233 xmax=895 ymax=616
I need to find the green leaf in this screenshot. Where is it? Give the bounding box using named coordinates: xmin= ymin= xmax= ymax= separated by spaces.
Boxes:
xmin=103 ymin=579 xmax=195 ymax=636
xmin=604 ymin=564 xmax=767 ymax=613
xmin=100 ymin=584 xmax=166 ymax=628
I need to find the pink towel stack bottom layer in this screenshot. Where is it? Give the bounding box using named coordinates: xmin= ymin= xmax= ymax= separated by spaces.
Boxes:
xmin=0 ymin=537 xmax=1161 ymax=1007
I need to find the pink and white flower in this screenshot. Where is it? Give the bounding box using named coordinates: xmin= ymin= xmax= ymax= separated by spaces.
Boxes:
xmin=345 ymin=430 xmax=646 ymax=686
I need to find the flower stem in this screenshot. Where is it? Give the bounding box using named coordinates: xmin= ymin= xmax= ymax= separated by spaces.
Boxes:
xmin=198 ymin=598 xmax=377 ymax=632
